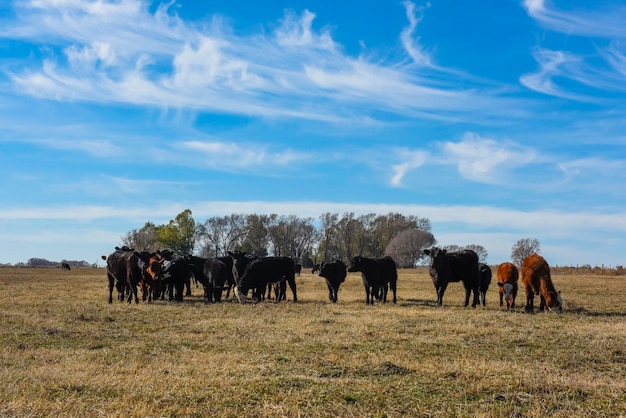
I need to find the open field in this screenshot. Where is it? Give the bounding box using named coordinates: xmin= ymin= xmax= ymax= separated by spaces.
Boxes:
xmin=0 ymin=267 xmax=624 ymax=417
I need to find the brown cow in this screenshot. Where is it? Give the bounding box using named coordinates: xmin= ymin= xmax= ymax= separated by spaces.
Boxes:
xmin=521 ymin=254 xmax=563 ymax=313
xmin=496 ymin=262 xmax=518 ymax=310
xmin=142 ymin=253 xmax=165 ymax=302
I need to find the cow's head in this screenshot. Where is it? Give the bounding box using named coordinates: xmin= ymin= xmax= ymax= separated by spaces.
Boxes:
xmin=423 ymin=247 xmax=447 ymax=281
xmin=347 ymin=256 xmax=363 ymax=272
xmin=547 ymin=290 xmax=563 ymax=313
xmin=497 ymin=282 xmax=515 ymax=309
xmin=234 ymin=286 xmax=247 ymax=303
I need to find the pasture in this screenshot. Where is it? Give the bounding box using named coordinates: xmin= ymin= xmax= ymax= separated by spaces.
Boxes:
xmin=0 ymin=266 xmax=624 ymax=417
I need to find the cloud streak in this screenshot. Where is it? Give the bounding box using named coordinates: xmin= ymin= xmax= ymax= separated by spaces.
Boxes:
xmin=2 ymin=0 xmax=528 ymax=125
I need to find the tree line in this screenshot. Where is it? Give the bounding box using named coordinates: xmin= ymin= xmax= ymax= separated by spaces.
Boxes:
xmin=121 ymin=209 xmax=499 ymax=268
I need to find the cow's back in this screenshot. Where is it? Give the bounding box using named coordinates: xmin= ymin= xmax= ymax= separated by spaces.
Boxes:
xmin=497 ymin=262 xmax=518 ymax=284
xmin=522 ymin=253 xmax=550 ymax=291
xmin=447 ymin=250 xmax=479 ymax=283
xmin=377 ymin=257 xmax=397 ymax=282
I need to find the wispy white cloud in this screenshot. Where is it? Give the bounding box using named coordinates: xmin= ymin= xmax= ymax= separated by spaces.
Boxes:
xmin=400 ymin=1 xmax=432 ymax=66
xmin=522 ymin=0 xmax=626 ymax=99
xmin=1 ymin=0 xmax=524 ymax=124
xmin=391 ymin=149 xmax=428 ymax=186
xmin=180 ymin=140 xmax=310 ymax=171
xmin=523 ymin=0 xmax=626 ymax=38
xmin=438 ymin=133 xmax=536 ymax=184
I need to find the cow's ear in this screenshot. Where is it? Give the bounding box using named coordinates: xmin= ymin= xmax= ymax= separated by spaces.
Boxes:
xmin=423 ymin=249 xmax=431 ymax=255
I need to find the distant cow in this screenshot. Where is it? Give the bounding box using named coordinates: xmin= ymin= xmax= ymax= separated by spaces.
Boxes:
xmin=521 ymin=254 xmax=563 ymax=313
xmin=478 ymin=263 xmax=492 ymax=306
xmin=311 ymin=264 xmax=321 ymax=274
xmin=61 ymin=263 xmax=71 ymax=271
xmin=496 ymin=262 xmax=519 ymax=310
xmin=235 ymin=257 xmax=297 ymax=303
xmin=294 ymin=263 xmax=302 ymax=276
xmin=423 ymin=247 xmax=479 ymax=307
xmin=347 ymin=256 xmax=397 ymax=305
xmin=318 ymin=259 xmax=347 ymax=303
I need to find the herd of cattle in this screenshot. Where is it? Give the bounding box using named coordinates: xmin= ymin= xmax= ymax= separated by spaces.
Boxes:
xmin=101 ymin=246 xmax=563 ymax=313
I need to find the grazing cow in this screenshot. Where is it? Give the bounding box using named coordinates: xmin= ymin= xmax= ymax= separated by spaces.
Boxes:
xmin=234 ymin=257 xmax=297 ymax=303
xmin=347 ymin=256 xmax=397 ymax=305
xmin=423 ymin=247 xmax=480 ymax=307
xmin=61 ymin=262 xmax=71 ymax=271
xmin=521 ymin=254 xmax=563 ymax=313
xmin=318 ymin=259 xmax=347 ymax=303
xmin=295 ymin=263 xmax=302 ymax=276
xmin=102 ymin=246 xmax=153 ymax=304
xmin=478 ymin=263 xmax=492 ymax=306
xmin=496 ymin=262 xmax=519 ymax=310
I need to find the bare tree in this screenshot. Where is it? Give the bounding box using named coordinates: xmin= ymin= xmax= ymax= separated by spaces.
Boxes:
xmin=463 ymin=244 xmax=489 ymax=263
xmin=384 ymin=228 xmax=435 ymax=268
xmin=441 ymin=244 xmax=488 ymax=263
xmin=318 ymin=212 xmax=341 ymax=262
xmin=511 ymin=238 xmax=541 ymax=266
xmin=197 ymin=214 xmax=247 ymax=257
xmin=121 ymin=222 xmax=161 ymax=252
xmin=240 ymin=214 xmax=271 ymax=257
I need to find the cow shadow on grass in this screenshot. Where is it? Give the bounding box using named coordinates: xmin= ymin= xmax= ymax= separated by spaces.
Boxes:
xmin=564 ymin=303 xmax=625 ymax=317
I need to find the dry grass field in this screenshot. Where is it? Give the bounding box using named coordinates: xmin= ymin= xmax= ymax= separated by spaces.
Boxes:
xmin=0 ymin=266 xmax=624 ymax=417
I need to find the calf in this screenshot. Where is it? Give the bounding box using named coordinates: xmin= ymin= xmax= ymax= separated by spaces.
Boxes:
xmin=347 ymin=256 xmax=397 ymax=305
xmin=61 ymin=262 xmax=71 ymax=271
xmin=318 ymin=259 xmax=347 ymax=303
xmin=521 ymin=253 xmax=563 ymax=313
xmin=423 ymin=247 xmax=479 ymax=307
xmin=478 ymin=263 xmax=492 ymax=306
xmin=496 ymin=262 xmax=518 ymax=310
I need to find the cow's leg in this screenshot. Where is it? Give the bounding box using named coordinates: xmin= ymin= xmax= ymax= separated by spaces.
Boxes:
xmin=390 ymin=280 xmax=397 ymax=304
xmin=108 ymin=273 xmax=115 ymax=304
xmin=436 ymin=283 xmax=447 ymax=307
xmin=364 ymin=285 xmax=371 ymax=305
xmin=286 ymin=276 xmax=297 ymax=302
xmin=525 ymin=285 xmax=534 ymax=313
xmin=539 ymin=295 xmax=547 ymax=312
xmin=471 ymin=286 xmax=480 ymax=308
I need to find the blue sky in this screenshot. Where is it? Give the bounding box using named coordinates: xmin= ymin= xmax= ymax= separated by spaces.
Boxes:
xmin=1 ymin=0 xmax=625 ymax=266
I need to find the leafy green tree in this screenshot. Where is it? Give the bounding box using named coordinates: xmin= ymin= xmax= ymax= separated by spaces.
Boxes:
xmin=157 ymin=209 xmax=197 ymax=256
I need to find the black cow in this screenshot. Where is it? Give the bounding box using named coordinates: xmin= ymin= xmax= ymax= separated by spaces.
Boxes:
xmin=311 ymin=263 xmax=321 ymax=274
xmin=318 ymin=259 xmax=347 ymax=303
xmin=295 ymin=263 xmax=302 ymax=276
xmin=186 ymin=255 xmax=226 ymax=302
xmin=217 ymin=255 xmax=237 ymax=299
xmin=478 ymin=263 xmax=492 ymax=306
xmin=347 ymin=256 xmax=398 ymax=305
xmin=159 ymin=251 xmax=191 ymax=302
xmin=102 ymin=246 xmax=152 ymax=304
xmin=234 ymin=257 xmax=297 ymax=303
xmin=423 ymin=247 xmax=480 ymax=307
xmin=61 ymin=262 xmax=71 ymax=271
